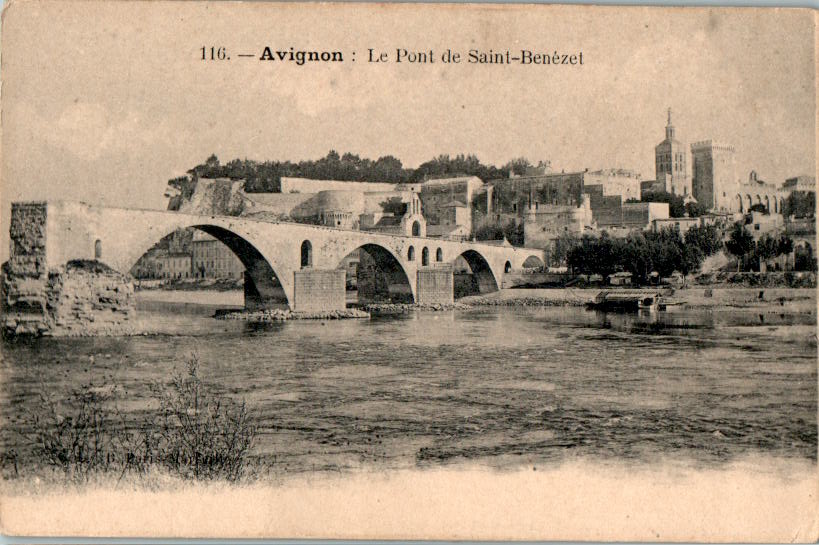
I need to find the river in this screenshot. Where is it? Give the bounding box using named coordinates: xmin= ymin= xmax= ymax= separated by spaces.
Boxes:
xmin=0 ymin=289 xmax=816 ymax=478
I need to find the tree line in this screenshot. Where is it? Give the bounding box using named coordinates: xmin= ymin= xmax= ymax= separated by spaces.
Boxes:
xmin=565 ymin=224 xmax=723 ymax=283
xmin=168 ymin=152 xmax=541 ymax=195
xmin=724 ymin=222 xmax=796 ymax=272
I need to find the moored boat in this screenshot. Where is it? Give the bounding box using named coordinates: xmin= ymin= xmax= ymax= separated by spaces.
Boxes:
xmin=587 ymin=290 xmax=663 ymax=312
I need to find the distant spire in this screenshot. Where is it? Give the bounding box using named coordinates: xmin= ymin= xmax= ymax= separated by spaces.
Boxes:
xmin=665 ymin=107 xmax=675 ymax=140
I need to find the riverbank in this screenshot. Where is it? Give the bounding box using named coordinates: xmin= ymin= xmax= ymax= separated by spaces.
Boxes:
xmin=134 ymin=278 xmax=243 ymax=291
xmin=462 ymin=287 xmax=816 ymax=314
xmin=334 ymin=287 xmax=816 ymax=315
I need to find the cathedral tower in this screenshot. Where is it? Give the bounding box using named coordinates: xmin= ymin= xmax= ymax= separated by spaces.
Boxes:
xmin=654 ymin=108 xmax=690 ymax=197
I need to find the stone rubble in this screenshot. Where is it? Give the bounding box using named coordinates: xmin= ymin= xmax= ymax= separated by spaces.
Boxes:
xmin=215 ymin=308 xmax=370 ymax=321
xmin=361 ymin=302 xmax=470 ymax=313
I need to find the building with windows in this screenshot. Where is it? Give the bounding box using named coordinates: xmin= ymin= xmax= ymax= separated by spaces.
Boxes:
xmin=783 ymin=175 xmax=816 ymax=193
xmin=734 ymin=171 xmax=786 ymax=214
xmin=191 ymin=231 xmax=244 ymax=279
xmin=522 ymin=195 xmax=594 ymax=250
xmin=155 ymin=253 xmax=192 ymax=280
xmin=418 ymin=176 xmax=484 ymax=239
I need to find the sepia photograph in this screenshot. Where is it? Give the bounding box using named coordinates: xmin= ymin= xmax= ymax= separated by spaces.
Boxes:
xmin=0 ymin=1 xmax=816 ymax=540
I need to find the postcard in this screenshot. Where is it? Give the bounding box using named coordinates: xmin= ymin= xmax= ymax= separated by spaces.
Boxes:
xmin=0 ymin=1 xmax=816 ymax=540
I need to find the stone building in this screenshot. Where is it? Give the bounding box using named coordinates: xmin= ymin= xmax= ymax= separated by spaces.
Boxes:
xmin=154 ymin=253 xmax=192 ymax=280
xmin=584 ymin=169 xmax=643 ymax=203
xmin=735 ymin=171 xmax=786 ymax=214
xmin=746 ymin=210 xmax=785 ymax=242
xmin=489 ymin=172 xmax=583 ymax=214
xmin=522 ymin=195 xmax=594 ymax=250
xmin=594 ymin=202 xmax=670 ymax=232
xmin=691 ymin=140 xmax=737 ymax=211
xmin=359 ymin=192 xmax=427 ymax=237
xmin=131 ymin=248 xmax=162 ymax=278
xmin=651 ymin=216 xmax=702 ymax=236
xmin=487 ymin=169 xmax=643 ymax=224
xmin=418 ymin=176 xmax=484 ymax=239
xmin=191 ymin=231 xmax=244 ymax=279
xmin=783 ymin=175 xmax=816 ymax=193
xmin=132 ymin=249 xmax=192 ymax=279
xmin=654 ymin=108 xmax=691 ymax=197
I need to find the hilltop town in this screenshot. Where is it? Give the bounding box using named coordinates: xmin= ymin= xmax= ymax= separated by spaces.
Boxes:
xmin=136 ymin=108 xmax=816 ymax=287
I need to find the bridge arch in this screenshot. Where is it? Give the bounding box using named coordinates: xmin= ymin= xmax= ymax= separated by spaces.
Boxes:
xmin=339 ymin=242 xmax=414 ymax=304
xmin=453 ymin=249 xmax=499 ymax=299
xmin=127 ymin=223 xmax=291 ymax=309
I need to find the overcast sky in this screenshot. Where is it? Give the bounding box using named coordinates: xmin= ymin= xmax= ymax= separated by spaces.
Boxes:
xmin=1 ymin=3 xmax=815 ymax=261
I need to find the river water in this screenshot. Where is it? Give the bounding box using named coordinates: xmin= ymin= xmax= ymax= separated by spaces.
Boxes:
xmin=0 ymin=291 xmax=816 ymax=478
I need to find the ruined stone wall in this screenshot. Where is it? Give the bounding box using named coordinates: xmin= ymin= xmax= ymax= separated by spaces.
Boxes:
xmin=2 ymin=203 xmax=135 ymax=336
xmin=3 ymin=262 xmax=134 ymax=337
xmin=45 ymin=264 xmax=134 ymax=335
xmin=8 ymin=202 xmax=48 ymax=277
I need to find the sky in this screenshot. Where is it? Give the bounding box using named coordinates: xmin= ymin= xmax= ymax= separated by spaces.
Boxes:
xmin=1 ymin=2 xmax=815 ymax=261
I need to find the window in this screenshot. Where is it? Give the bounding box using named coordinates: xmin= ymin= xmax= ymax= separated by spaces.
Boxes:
xmin=301 ymin=240 xmax=312 ymax=268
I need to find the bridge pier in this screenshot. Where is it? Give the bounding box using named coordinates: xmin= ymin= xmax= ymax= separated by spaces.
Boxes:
xmin=416 ymin=267 xmax=454 ymax=305
xmin=243 ymin=259 xmax=288 ymax=310
xmin=292 ymin=269 xmax=346 ymax=312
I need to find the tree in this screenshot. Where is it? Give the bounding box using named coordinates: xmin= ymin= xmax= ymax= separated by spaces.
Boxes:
xmin=641 ymin=190 xmax=686 ymax=218
xmin=380 ymin=196 xmax=407 ymax=217
xmin=685 ymin=201 xmax=708 ymax=218
xmin=503 ymin=157 xmax=532 ymax=177
xmin=549 ymin=232 xmax=579 ymax=267
xmin=749 ymin=203 xmax=768 ymax=214
xmin=783 ymin=191 xmax=815 ymax=218
xmin=622 ymin=232 xmax=653 ymax=284
xmin=724 ymin=222 xmax=755 ymax=271
xmin=777 ymin=234 xmax=794 ymax=256
xmin=679 ymin=245 xmax=705 ymax=284
xmin=684 ymin=224 xmax=723 ymax=257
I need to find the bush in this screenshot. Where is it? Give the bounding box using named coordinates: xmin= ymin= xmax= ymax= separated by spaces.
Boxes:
xmin=23 ymin=356 xmax=256 ymax=483
xmin=26 ymin=386 xmax=113 ymax=482
xmin=152 ymin=356 xmax=256 ymax=481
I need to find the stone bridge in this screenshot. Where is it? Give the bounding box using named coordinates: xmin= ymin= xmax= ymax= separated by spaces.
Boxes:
xmin=14 ymin=201 xmax=546 ymax=312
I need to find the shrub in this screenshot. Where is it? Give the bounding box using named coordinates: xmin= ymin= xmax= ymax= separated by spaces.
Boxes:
xmin=152 ymin=356 xmax=256 ymax=481
xmin=23 ymin=356 xmax=256 ymax=483
xmin=26 ymin=386 xmax=113 ymax=482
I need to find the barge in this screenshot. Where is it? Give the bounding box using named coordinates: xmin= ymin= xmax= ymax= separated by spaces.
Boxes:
xmin=587 ymin=290 xmax=663 ymax=312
